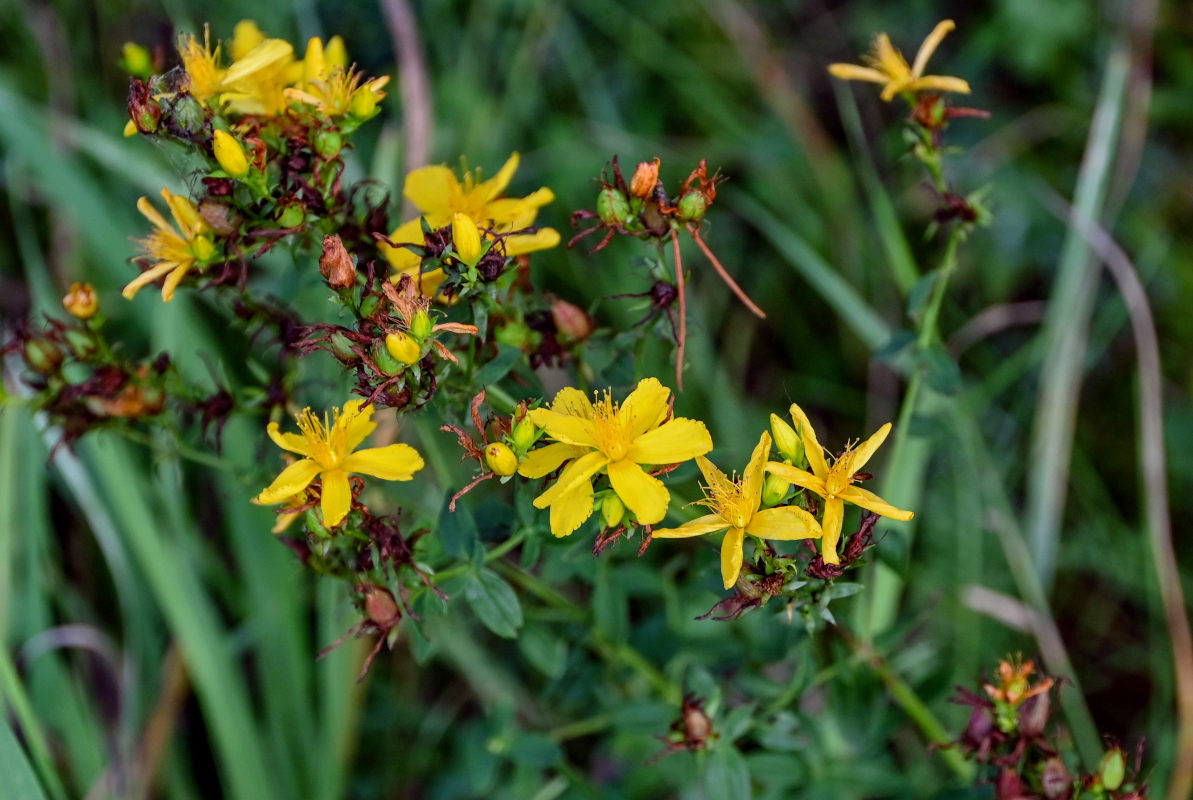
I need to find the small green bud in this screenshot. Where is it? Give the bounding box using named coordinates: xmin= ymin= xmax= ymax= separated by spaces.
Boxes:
xmin=358 ymin=293 xmax=381 ymax=318
xmin=510 ymin=415 xmax=536 ymax=452
xmin=596 ymin=186 xmax=631 ymax=226
xmin=409 ymin=310 xmax=433 ymax=341
xmin=385 ymin=331 xmax=421 ymax=365
xmin=770 ymin=413 xmax=803 ymax=464
xmin=328 ymin=332 xmax=358 ymax=361
xmin=677 ymin=190 xmax=708 ymax=222
xmin=495 ymin=320 xmax=533 ymax=350
xmin=24 ymin=338 xmax=63 ymax=374
xmin=313 ymin=128 xmax=343 ymax=158
xmin=372 ymin=341 xmax=403 ymax=375
xmin=1098 ymin=746 xmax=1126 ymax=791
xmin=121 ymin=42 xmax=153 ymax=78
xmin=277 ymin=203 xmax=305 ymax=229
xmin=63 ymin=329 xmax=96 ymax=360
xmin=601 ymin=494 xmax=625 ymax=529
xmin=484 ymin=442 xmax=518 ymax=476
xmin=191 ymin=235 xmax=216 ymax=262
xmin=761 ymin=472 xmax=790 ymax=507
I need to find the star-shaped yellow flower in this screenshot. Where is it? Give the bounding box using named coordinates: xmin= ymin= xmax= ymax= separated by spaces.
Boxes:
xmin=654 ymin=432 xmax=822 ymax=590
xmin=381 ymin=153 xmax=560 ymax=295
xmin=518 ymin=378 xmax=712 ymax=538
xmin=256 ymin=399 xmax=424 ymax=528
xmin=123 ymin=188 xmax=216 ymax=302
xmin=828 ymin=20 xmax=970 ymax=102
xmin=765 ymin=404 xmax=913 ymax=564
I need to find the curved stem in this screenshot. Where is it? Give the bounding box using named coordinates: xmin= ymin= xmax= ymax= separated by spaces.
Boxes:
xmin=670 ymin=229 xmax=687 ymax=391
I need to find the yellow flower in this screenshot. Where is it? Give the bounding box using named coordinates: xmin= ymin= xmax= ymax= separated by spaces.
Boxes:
xmin=62 ymin=282 xmax=99 ymax=319
xmin=177 ymin=29 xmax=224 ymax=104
xmin=765 ymin=404 xmax=913 ymax=564
xmin=518 ymin=378 xmax=712 ymax=538
xmin=654 ymin=432 xmax=822 ymax=590
xmin=221 ymin=37 xmax=296 ymax=116
xmin=828 ymin=20 xmax=970 ymax=102
xmin=256 ymin=399 xmax=424 ymax=528
xmin=284 ymin=66 xmax=390 ymax=118
xmin=381 ymin=153 xmax=560 ymax=294
xmin=123 ymin=187 xmax=216 ymax=302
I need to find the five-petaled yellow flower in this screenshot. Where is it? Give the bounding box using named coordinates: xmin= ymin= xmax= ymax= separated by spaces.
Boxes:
xmin=765 ymin=404 xmax=913 ymax=564
xmin=828 ymin=19 xmax=970 ymax=102
xmin=123 ymin=187 xmax=216 ymax=302
xmin=518 ymin=378 xmax=712 ymax=538
xmin=654 ymin=432 xmax=822 ymax=590
xmin=382 ymin=153 xmax=560 ymax=295
xmin=257 ymin=399 xmax=424 ymax=529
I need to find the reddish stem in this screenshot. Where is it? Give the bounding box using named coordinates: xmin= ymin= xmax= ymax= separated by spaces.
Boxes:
xmin=670 ymin=229 xmax=687 ymax=391
xmin=687 ymin=224 xmax=766 ymax=318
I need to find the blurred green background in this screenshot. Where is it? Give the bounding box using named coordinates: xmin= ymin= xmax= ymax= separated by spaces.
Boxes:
xmin=1 ymin=0 xmax=1189 ymax=797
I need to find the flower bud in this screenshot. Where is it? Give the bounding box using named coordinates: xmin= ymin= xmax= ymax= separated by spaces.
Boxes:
xmin=171 ymin=93 xmax=206 ymax=138
xmin=409 ymin=310 xmax=434 ymax=341
xmin=213 ymin=130 xmax=250 ymax=179
xmin=350 ymin=88 xmax=378 ymax=119
xmin=495 ymin=320 xmax=532 ymax=349
xmin=550 ymin=297 xmax=592 ymax=341
xmin=452 ymin=212 xmax=482 ymax=265
xmin=361 ymin=584 xmax=400 ymax=626
xmin=761 ymin=472 xmax=790 ymax=507
xmin=510 ymin=415 xmax=536 ymax=452
xmin=313 ymin=128 xmax=343 ymax=158
xmin=485 ymin=442 xmax=518 ymax=476
xmin=191 ymin=235 xmax=216 ymax=262
xmin=385 ymin=331 xmax=421 ymax=365
xmin=600 ymin=494 xmax=625 ymax=528
xmin=121 ymin=42 xmax=153 ymax=78
xmin=372 ymin=341 xmax=403 ymax=375
xmin=62 ymin=282 xmax=99 ymax=319
xmin=629 ymin=157 xmax=660 ymax=199
xmin=1098 ymin=746 xmax=1126 ymax=791
xmin=359 ymin=293 xmax=381 ymax=319
xmin=677 ymin=190 xmax=708 ymax=222
xmin=325 ymin=36 xmax=348 ymax=70
xmin=277 ymin=202 xmax=305 ymax=229
xmin=770 ymin=414 xmax=803 ymax=464
xmin=24 ymin=338 xmax=63 ymax=374
xmin=1039 ymin=757 xmax=1072 ymax=800
xmin=596 ymin=186 xmax=631 ymax=226
xmin=328 ymin=332 xmax=359 ymax=361
xmin=319 ymin=234 xmax=356 ymax=289
xmin=1017 ymin=691 xmax=1051 ymax=738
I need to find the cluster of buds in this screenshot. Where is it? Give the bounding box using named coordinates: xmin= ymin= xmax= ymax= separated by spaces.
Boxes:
xmin=440 ymin=390 xmax=539 ymax=509
xmin=952 ymin=657 xmax=1149 ymax=799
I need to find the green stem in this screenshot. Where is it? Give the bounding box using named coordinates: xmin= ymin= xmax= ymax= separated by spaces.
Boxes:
xmin=0 ymin=647 xmax=69 ymax=800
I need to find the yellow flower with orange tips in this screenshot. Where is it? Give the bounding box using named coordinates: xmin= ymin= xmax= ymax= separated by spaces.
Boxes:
xmin=123 ymin=187 xmax=216 ymax=302
xmin=828 ymin=20 xmax=970 ymax=102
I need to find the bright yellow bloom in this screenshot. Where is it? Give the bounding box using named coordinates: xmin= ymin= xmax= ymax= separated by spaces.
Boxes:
xmin=828 ymin=20 xmax=970 ymax=102
xmin=257 ymin=399 xmax=424 ymax=528
xmin=123 ymin=188 xmax=216 ymax=302
xmin=177 ymin=29 xmax=224 ymax=103
xmin=765 ymin=404 xmax=913 ymax=564
xmin=62 ymin=282 xmax=99 ymax=319
xmin=221 ymin=37 xmax=295 ymax=116
xmin=382 ymin=153 xmax=560 ymax=294
xmin=284 ymin=66 xmax=389 ymax=118
xmin=654 ymin=432 xmax=822 ymax=590
xmin=518 ymin=378 xmax=712 ymax=538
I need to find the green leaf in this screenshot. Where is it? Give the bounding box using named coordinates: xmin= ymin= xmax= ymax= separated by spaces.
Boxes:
xmin=592 ymin=563 xmax=628 ymax=644
xmin=464 ymin=568 xmax=523 ymax=639
xmin=438 ymin=491 xmax=479 ymax=558
xmin=906 ymin=270 xmax=940 ymax=317
xmin=517 ymin=625 xmax=568 ymax=678
xmin=506 ymin=732 xmax=562 ymax=767
xmin=473 ymin=342 xmax=522 ymax=386
xmin=918 ymin=345 xmax=961 ymax=394
xmin=0 ymin=719 xmax=49 ymax=800
xmin=705 ymin=745 xmax=752 ymax=800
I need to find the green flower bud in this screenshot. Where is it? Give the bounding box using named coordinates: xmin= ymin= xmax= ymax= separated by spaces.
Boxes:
xmin=328 ymin=332 xmax=358 ymax=361
xmin=495 ymin=320 xmax=533 ymax=350
xmin=510 ymin=415 xmax=536 ymax=452
xmin=24 ymin=338 xmax=63 ymax=374
xmin=484 ymin=442 xmax=518 ymax=476
xmin=212 ymin=130 xmax=250 ymax=179
xmin=409 ymin=310 xmax=433 ymax=341
xmin=770 ymin=413 xmax=803 ymax=464
xmin=121 ymin=42 xmax=153 ymax=78
xmin=761 ymin=472 xmax=790 ymax=507
xmin=596 ymin=186 xmax=631 ymax=226
xmin=313 ymin=128 xmax=343 ymax=159
xmin=601 ymin=494 xmax=625 ymax=529
xmin=372 ymin=341 xmax=403 ymax=375
xmin=1098 ymin=746 xmax=1126 ymax=791
xmin=677 ymin=190 xmax=708 ymax=222
xmin=277 ymin=202 xmax=305 ymax=229
xmin=385 ymin=331 xmax=421 ymax=365
xmin=358 ymin=293 xmax=381 ymax=318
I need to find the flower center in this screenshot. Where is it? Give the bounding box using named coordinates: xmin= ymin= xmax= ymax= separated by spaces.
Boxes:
xmin=591 ymin=393 xmax=630 ymax=462
xmin=824 ymin=448 xmax=858 ymax=498
xmin=701 ymin=474 xmax=753 ymax=530
xmin=296 ymin=407 xmax=342 ymax=469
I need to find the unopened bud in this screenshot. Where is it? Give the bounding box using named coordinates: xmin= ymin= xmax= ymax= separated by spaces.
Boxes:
xmin=361 ymin=585 xmax=400 ymax=626
xmin=319 ymin=234 xmax=356 ymax=289
xmin=409 ymin=310 xmax=433 ymax=341
xmin=550 ymin=298 xmax=592 ymax=341
xmin=371 ymin=341 xmax=402 ymax=375
xmin=385 ymin=331 xmax=421 ymax=365
xmin=171 ymin=93 xmax=206 ymax=137
xmin=1098 ymin=746 xmax=1126 ymax=791
xmin=24 ymin=338 xmax=63 ymax=374
xmin=452 ymin=212 xmax=482 ymax=265
xmin=485 ymin=442 xmax=518 ymax=476
xmin=770 ymin=414 xmax=804 ymax=464
xmin=191 ymin=235 xmax=216 ymax=262
xmin=677 ymin=190 xmax=708 ymax=222
xmin=596 ymin=186 xmax=631 ymax=226
xmin=62 ymin=282 xmax=99 ymax=319
xmin=121 ymin=43 xmax=153 ymax=78
xmin=1039 ymin=757 xmax=1072 ymax=800
xmin=328 ymin=332 xmax=359 ymax=361
xmin=325 ymin=36 xmax=348 ymax=70
xmin=600 ymin=494 xmax=625 ymax=528
xmin=510 ymin=415 xmax=536 ymax=452
xmin=350 ymin=88 xmax=378 ymax=119
xmin=761 ymin=472 xmax=790 ymax=507
xmin=629 ymin=157 xmax=660 ymax=199
xmin=277 ymin=202 xmax=305 ymax=229
xmin=212 ymin=130 xmax=250 ymax=179
xmin=313 ymin=128 xmax=343 ymax=158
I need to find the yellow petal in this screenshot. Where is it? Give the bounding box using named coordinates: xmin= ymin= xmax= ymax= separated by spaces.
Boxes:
xmin=339 ymin=399 xmax=376 ymax=451
xmin=907 ymin=75 xmax=971 ymax=95
xmin=404 ymin=164 xmax=459 ymax=217
xmin=741 ymin=432 xmax=771 ymax=509
xmin=231 ymin=20 xmax=266 ymax=61
xmin=475 ymin=152 xmax=520 ymax=204
xmin=320 ymin=469 xmax=352 ymax=527
xmin=720 ymin=527 xmax=745 ymax=590
xmin=224 ymin=39 xmax=293 ymax=84
xmin=827 ymin=63 xmax=892 ymax=84
xmin=534 ymin=450 xmax=606 ymax=508
xmin=745 ymin=506 xmax=822 ymax=541
xmin=765 ymin=461 xmax=827 ymax=498
xmin=341 ymin=443 xmax=424 ymax=480
xmin=838 ymin=485 xmax=914 ymax=521
xmin=257 ymin=459 xmax=321 ymax=504
xmin=136 ymin=196 xmax=173 ymax=234
xmin=551 ymin=387 xmax=594 ymax=417
xmin=652 ymin=514 xmax=730 ymax=539
xmin=302 ymin=37 xmax=326 ymax=83
xmin=518 ymin=442 xmax=585 ymax=479
xmin=911 ymin=20 xmax=955 ymax=78
xmin=872 ymin=33 xmax=911 ymax=81
xmin=821 ymin=498 xmax=843 ymax=564
xmin=618 ymin=377 xmax=670 ymax=441
xmin=267 ymin=422 xmax=313 ymax=456
xmin=607 ymin=459 xmax=669 ymax=525
xmin=626 ymin=418 xmax=712 ymax=465
xmin=788 ymin=403 xmax=828 ymax=480
xmin=122 ymin=260 xmax=180 ymax=300
xmin=528 ymin=408 xmax=598 ymax=449
xmin=325 ymin=35 xmax=348 ymax=69
xmin=504 ymin=228 xmax=561 ymax=256
xmin=159 ymin=262 xmax=191 ymax=301
xmin=548 ymin=483 xmax=594 ymax=538
xmin=694 ymin=455 xmax=730 ymax=495
xmin=484 ymin=189 xmax=556 ymax=227
xmin=850 ymin=422 xmax=891 ymax=475
xmin=162 ymin=188 xmax=203 ymax=234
